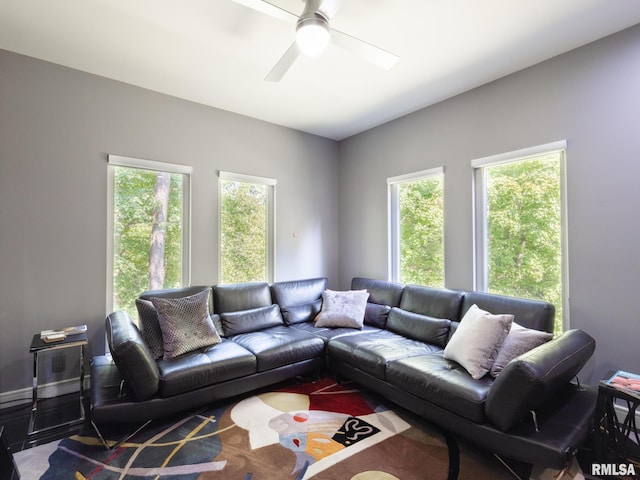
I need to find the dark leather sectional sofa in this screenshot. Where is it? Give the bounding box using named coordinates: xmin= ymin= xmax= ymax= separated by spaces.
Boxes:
xmin=90 ymin=277 xmax=597 ymax=470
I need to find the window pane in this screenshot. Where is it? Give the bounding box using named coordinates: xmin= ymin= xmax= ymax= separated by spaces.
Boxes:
xmin=220 ymin=179 xmax=269 ymax=283
xmin=112 ymin=166 xmax=184 ymax=318
xmin=485 ymin=153 xmax=563 ymax=334
xmin=398 ymin=176 xmax=444 ymax=287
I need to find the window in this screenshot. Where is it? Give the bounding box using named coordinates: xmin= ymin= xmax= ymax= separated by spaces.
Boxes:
xmin=388 ymin=168 xmax=444 ymax=287
xmin=473 ymin=141 xmax=567 ymax=335
xmin=107 ymin=155 xmax=191 ymax=318
xmin=219 ymin=171 xmax=276 ymax=284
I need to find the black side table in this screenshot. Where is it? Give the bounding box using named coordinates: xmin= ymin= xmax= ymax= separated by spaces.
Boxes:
xmin=28 ymin=330 xmax=88 ymax=437
xmin=595 ymin=377 xmax=640 ymax=465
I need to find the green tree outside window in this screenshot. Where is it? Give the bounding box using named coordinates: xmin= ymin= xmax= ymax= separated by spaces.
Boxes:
xmin=483 ymin=153 xmax=564 ymax=335
xmin=112 ymin=166 xmax=184 ymax=318
xmin=219 ymin=179 xmax=269 ymax=284
xmin=398 ymin=176 xmax=445 ymax=287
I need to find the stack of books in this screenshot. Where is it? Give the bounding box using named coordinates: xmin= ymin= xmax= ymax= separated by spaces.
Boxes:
xmin=40 ymin=325 xmax=87 ymax=343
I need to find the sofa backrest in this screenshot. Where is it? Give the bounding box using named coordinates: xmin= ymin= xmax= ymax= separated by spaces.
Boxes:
xmin=351 ymin=277 xmax=405 ymax=329
xmin=270 ymin=277 xmax=327 ymax=325
xmin=461 ymin=291 xmax=554 ymax=333
xmin=270 ymin=277 xmax=327 ymax=306
xmin=399 ymin=285 xmax=464 ymax=320
xmin=212 ymin=282 xmax=284 ymax=336
xmin=351 ymin=277 xmax=404 ymax=307
xmin=212 ymin=282 xmax=273 ymax=314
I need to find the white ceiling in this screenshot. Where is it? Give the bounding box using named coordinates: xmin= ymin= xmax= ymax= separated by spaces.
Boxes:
xmin=2 ymin=0 xmax=640 ymax=140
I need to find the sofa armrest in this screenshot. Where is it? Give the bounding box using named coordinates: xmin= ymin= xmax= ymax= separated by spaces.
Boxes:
xmin=106 ymin=310 xmax=160 ymax=401
xmin=485 ymin=329 xmax=595 ymax=432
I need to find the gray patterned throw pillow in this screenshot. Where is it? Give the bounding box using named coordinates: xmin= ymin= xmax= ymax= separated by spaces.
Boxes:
xmin=150 ymin=289 xmax=222 ymax=360
xmin=135 ymin=298 xmax=165 ymax=360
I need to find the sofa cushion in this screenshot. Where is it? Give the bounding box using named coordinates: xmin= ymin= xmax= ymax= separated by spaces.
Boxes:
xmin=386 ymin=353 xmax=494 ymax=423
xmin=363 ymin=303 xmax=391 ymax=329
xmin=315 ymin=289 xmax=370 ymax=329
xmin=228 ymin=325 xmax=325 ymax=372
xmin=291 ymin=321 xmax=380 ymax=343
xmin=135 ymin=298 xmax=165 ymax=360
xmin=351 ymin=277 xmax=403 ymax=329
xmin=220 ymin=304 xmax=284 ymax=336
xmin=105 ymin=310 xmax=160 ymax=401
xmin=157 ymin=339 xmax=257 ymax=397
xmin=150 ymin=289 xmax=222 ymax=360
xmin=386 ymin=307 xmax=451 ymax=347
xmin=443 ymin=304 xmax=513 ymax=380
xmin=490 ymin=322 xmax=553 ymax=377
xmin=328 ymin=329 xmax=442 ymax=379
xmin=280 ymin=299 xmax=323 ymax=325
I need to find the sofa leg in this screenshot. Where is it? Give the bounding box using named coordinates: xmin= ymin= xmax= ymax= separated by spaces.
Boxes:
xmin=91 ymin=418 xmax=151 ymax=451
xmin=493 ymin=454 xmax=529 ymax=480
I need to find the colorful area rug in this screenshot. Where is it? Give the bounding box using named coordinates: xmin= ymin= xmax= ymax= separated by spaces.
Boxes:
xmin=14 ymin=378 xmax=575 ymax=479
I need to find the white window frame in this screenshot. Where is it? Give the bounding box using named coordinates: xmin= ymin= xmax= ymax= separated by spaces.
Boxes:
xmin=471 ymin=140 xmax=569 ymax=330
xmin=218 ymin=171 xmax=277 ymax=284
xmin=106 ymin=154 xmax=192 ymax=315
xmin=387 ymin=167 xmax=444 ymax=283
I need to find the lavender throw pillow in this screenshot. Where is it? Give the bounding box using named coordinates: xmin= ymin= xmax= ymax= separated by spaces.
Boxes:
xmin=314 ymin=289 xmax=370 ymax=329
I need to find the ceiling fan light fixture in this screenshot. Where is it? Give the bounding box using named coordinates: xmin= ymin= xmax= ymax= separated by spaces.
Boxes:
xmin=296 ymin=15 xmax=330 ymax=57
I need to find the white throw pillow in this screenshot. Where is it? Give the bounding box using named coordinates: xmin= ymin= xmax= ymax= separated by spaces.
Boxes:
xmin=314 ymin=289 xmax=370 ymax=329
xmin=490 ymin=322 xmax=553 ymax=377
xmin=443 ymin=304 xmax=513 ymax=380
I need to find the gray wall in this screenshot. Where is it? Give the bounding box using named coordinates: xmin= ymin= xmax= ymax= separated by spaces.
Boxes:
xmin=0 ymin=49 xmax=339 ymax=395
xmin=338 ymin=25 xmax=640 ymax=384
xmin=1 ymin=24 xmax=639 ymax=397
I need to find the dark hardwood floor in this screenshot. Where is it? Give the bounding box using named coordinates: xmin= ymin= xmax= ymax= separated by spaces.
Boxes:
xmin=0 ymin=394 xmax=89 ymax=453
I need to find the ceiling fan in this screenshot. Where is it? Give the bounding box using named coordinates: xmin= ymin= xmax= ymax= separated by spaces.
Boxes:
xmin=232 ymin=0 xmax=399 ymax=81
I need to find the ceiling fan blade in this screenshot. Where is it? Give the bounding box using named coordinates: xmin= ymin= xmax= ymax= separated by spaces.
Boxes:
xmin=318 ymin=0 xmax=344 ymax=19
xmin=331 ymin=29 xmax=399 ymax=70
xmin=231 ymin=0 xmax=297 ymax=22
xmin=265 ymin=42 xmax=300 ymax=81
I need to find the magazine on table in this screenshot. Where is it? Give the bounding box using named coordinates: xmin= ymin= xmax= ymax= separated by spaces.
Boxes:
xmin=603 ymin=370 xmax=640 ymax=398
xmin=40 ymin=324 xmax=87 ymax=342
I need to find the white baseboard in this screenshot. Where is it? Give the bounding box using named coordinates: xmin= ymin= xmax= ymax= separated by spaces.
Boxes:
xmin=0 ymin=377 xmax=90 ymax=409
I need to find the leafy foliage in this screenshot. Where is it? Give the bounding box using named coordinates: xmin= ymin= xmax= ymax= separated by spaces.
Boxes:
xmin=113 ymin=167 xmax=183 ymax=318
xmin=220 ymin=179 xmax=268 ymax=284
xmin=485 ymin=154 xmax=563 ymax=334
xmin=399 ymin=176 xmax=444 ymax=287
xmin=396 ymin=155 xmax=563 ymax=335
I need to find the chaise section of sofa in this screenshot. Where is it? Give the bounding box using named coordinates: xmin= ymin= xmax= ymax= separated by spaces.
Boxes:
xmin=328 ymin=277 xmax=597 ymax=470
